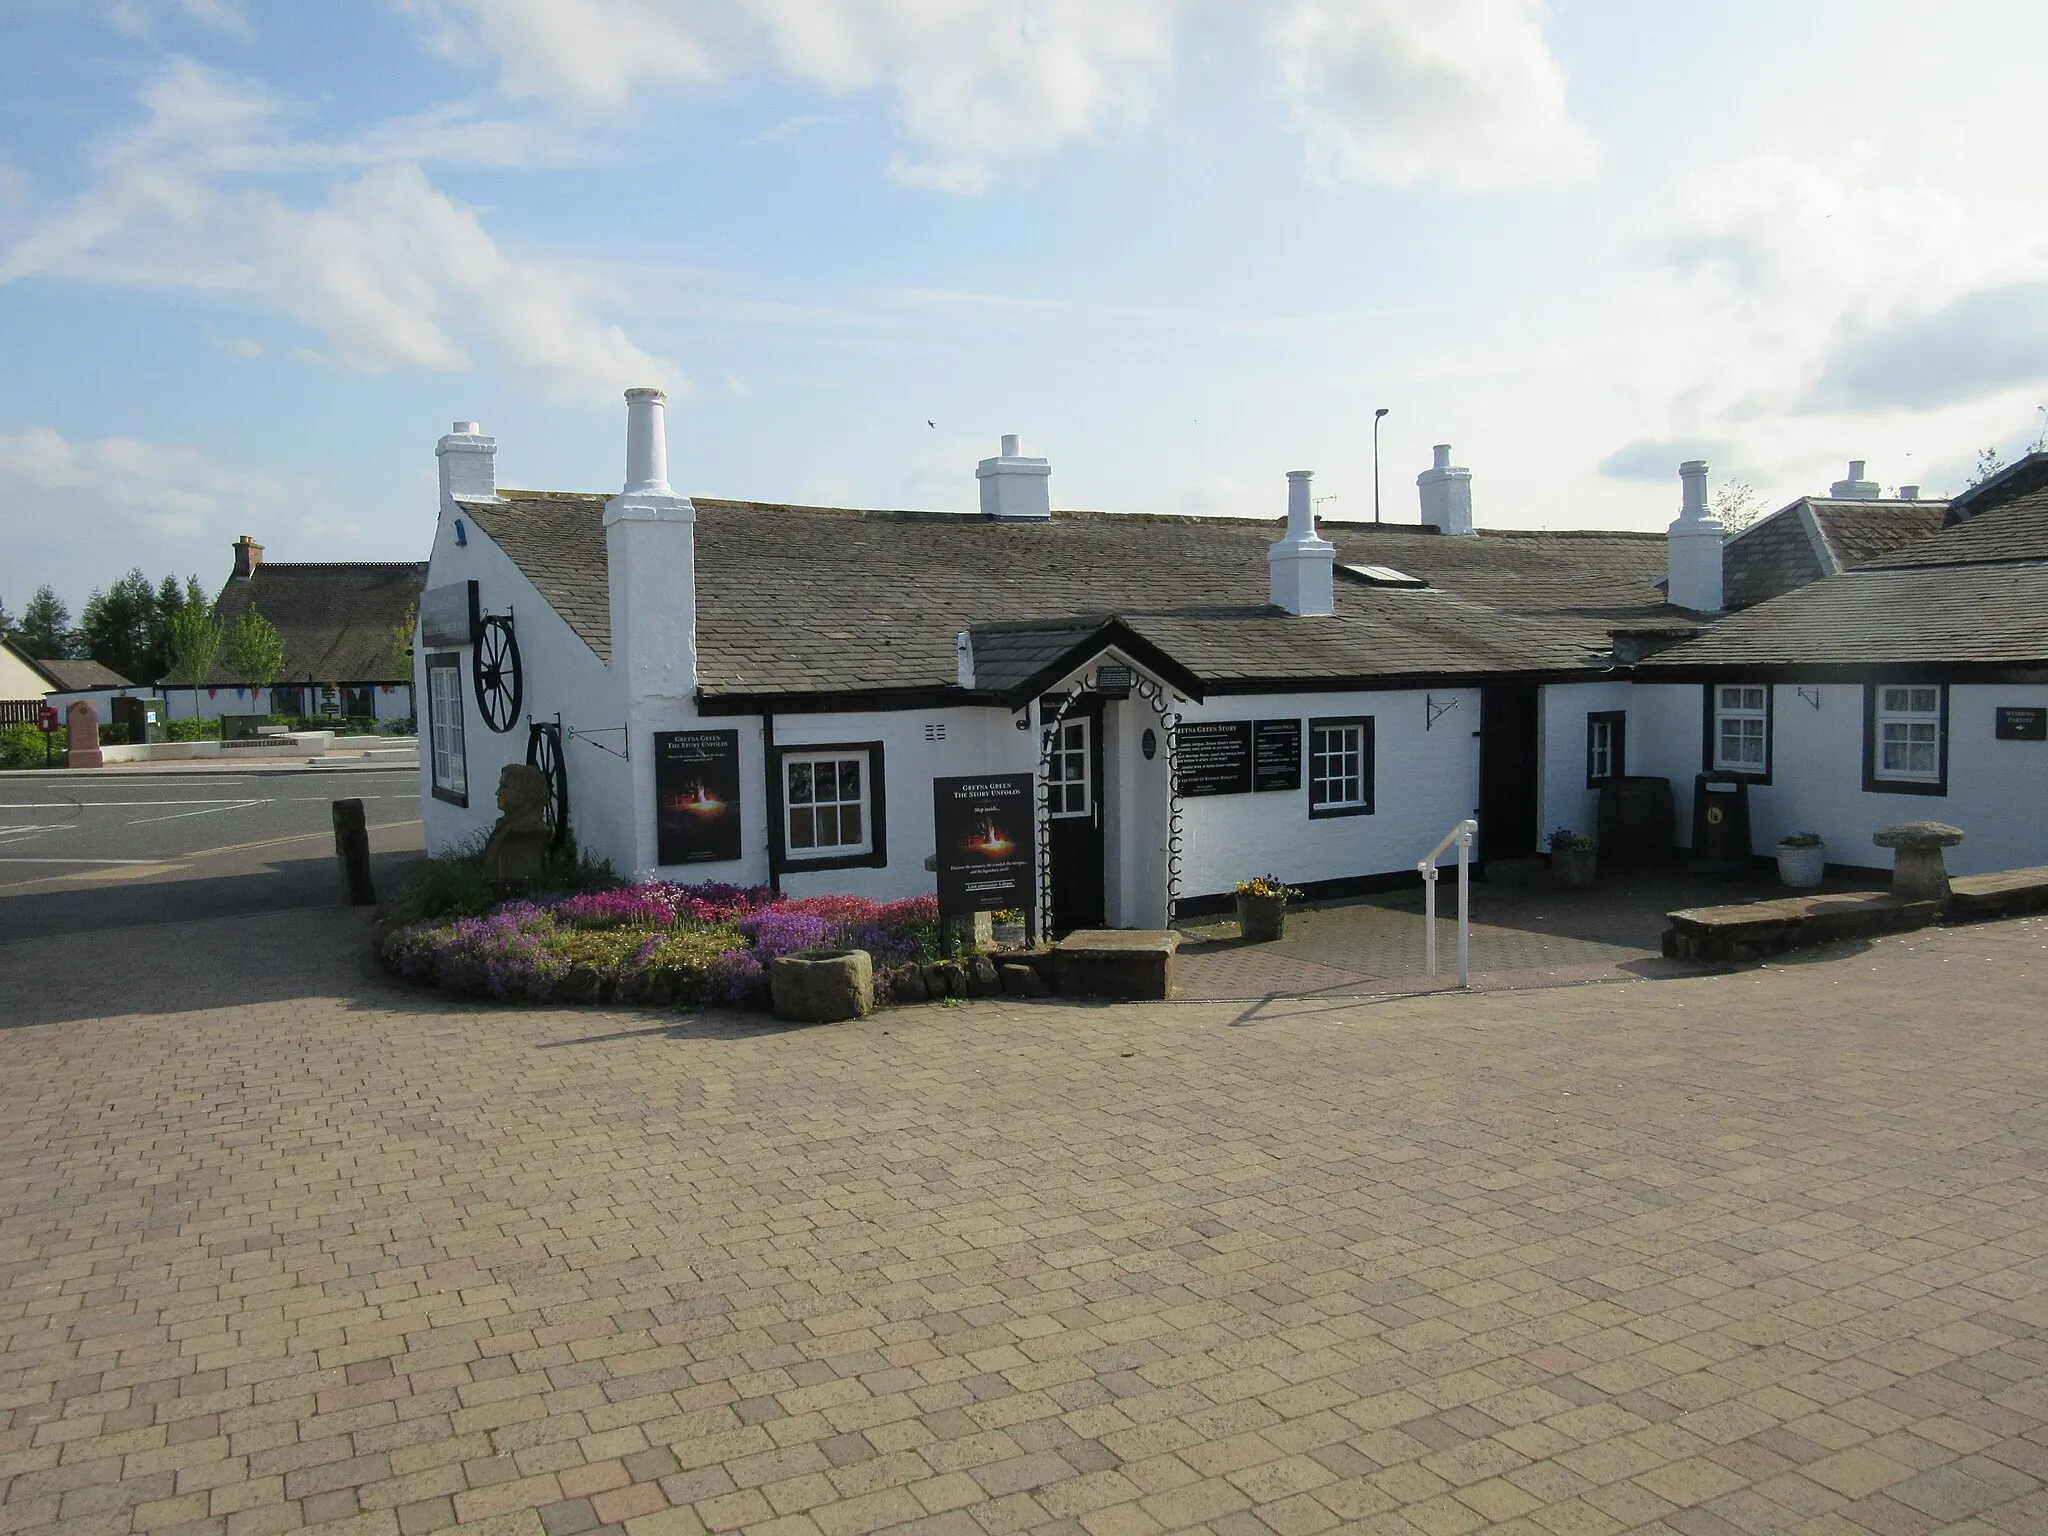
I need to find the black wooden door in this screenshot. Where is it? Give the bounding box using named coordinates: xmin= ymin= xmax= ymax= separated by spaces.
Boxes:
xmin=1480 ymin=685 xmax=1540 ymax=861
xmin=1045 ymin=702 xmax=1106 ymax=932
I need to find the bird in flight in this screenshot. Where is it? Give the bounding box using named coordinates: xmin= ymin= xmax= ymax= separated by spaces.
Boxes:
xmin=928 ymin=420 xmax=935 ymax=428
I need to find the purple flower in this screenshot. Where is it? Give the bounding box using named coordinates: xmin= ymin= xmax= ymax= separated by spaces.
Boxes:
xmin=553 ymin=888 xmax=676 ymax=930
xmin=738 ymin=910 xmax=836 ymax=959
xmin=699 ymin=947 xmax=766 ymax=1006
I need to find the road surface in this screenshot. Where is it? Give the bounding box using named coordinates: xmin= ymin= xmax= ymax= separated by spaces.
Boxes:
xmin=0 ymin=764 xmax=426 ymax=941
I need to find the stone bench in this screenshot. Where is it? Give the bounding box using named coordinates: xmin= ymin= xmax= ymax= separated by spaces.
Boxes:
xmin=1948 ymin=866 xmax=2048 ymax=922
xmin=1052 ymin=930 xmax=1180 ymax=1000
xmin=1662 ymin=892 xmax=1937 ymax=963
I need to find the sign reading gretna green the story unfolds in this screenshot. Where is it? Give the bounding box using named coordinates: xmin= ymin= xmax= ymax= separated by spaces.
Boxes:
xmin=654 ymin=729 xmax=742 ymax=864
xmin=933 ymin=775 xmax=1034 ymax=916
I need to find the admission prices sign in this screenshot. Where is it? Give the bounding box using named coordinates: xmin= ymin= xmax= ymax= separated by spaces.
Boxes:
xmin=654 ymin=729 xmax=742 ymax=864
xmin=933 ymin=775 xmax=1034 ymax=916
xmin=1178 ymin=719 xmax=1303 ymax=795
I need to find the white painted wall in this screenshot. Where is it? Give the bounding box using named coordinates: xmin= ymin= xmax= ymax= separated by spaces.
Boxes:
xmin=163 ymin=684 xmax=414 ymax=722
xmin=1175 ymin=687 xmax=1481 ymax=900
xmin=1624 ymin=683 xmax=1707 ymax=847
xmin=1538 ymin=679 xmax=1632 ymax=843
xmin=417 ymin=508 xmax=631 ymax=869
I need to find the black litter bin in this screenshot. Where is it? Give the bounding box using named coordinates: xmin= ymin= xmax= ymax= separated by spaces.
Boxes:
xmin=1691 ymin=773 xmax=1752 ymax=878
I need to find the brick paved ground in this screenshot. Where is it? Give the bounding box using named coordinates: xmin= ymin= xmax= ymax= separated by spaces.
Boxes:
xmin=5 ymin=906 xmax=2048 ymax=1536
xmin=1173 ymin=867 xmax=1884 ymax=999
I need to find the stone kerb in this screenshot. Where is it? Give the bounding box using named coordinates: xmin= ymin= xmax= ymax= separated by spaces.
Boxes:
xmin=1875 ymin=820 xmax=1965 ymax=905
xmin=771 ymin=947 xmax=875 ymax=1022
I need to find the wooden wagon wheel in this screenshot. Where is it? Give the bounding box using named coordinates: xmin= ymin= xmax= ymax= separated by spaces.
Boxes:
xmin=525 ymin=722 xmax=570 ymax=851
xmin=473 ymin=615 xmax=522 ymax=733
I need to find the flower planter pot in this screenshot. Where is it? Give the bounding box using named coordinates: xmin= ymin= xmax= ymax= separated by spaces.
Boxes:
xmin=1776 ymin=843 xmax=1827 ymax=889
xmin=1551 ymin=848 xmax=1597 ymax=889
xmin=1236 ymin=892 xmax=1287 ymax=942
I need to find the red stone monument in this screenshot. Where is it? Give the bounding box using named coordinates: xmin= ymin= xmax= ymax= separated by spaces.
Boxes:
xmin=66 ymin=699 xmax=103 ymax=769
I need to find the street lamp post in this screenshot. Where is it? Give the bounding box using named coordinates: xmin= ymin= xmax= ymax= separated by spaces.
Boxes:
xmin=1373 ymin=407 xmax=1390 ymax=525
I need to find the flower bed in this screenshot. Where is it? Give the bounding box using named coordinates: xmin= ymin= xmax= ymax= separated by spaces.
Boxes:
xmin=379 ymin=880 xmax=947 ymax=1008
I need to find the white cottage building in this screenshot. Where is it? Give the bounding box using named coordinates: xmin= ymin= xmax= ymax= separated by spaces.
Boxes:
xmin=417 ymin=392 xmax=2048 ymax=927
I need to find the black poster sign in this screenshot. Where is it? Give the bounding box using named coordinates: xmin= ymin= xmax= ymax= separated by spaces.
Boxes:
xmin=934 ymin=775 xmax=1035 ymax=915
xmin=1253 ymin=719 xmax=1302 ymax=792
xmin=1177 ymin=720 xmax=1253 ymax=796
xmin=655 ymin=729 xmax=743 ymax=864
xmin=1996 ymin=706 xmax=2047 ymax=741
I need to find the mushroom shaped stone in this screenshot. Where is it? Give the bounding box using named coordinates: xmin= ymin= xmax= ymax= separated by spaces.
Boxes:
xmin=1873 ymin=820 xmax=1965 ymax=905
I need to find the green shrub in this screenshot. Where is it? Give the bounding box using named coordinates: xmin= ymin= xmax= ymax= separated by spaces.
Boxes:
xmin=0 ymin=723 xmax=57 ymax=768
xmin=384 ymin=839 xmax=498 ymax=925
xmin=164 ymin=718 xmax=221 ymax=742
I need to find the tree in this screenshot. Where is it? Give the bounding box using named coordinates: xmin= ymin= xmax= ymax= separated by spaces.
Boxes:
xmin=1711 ymin=480 xmax=1766 ymax=534
xmin=80 ymin=568 xmax=159 ymax=683
xmin=0 ymin=594 xmax=15 ymax=644
xmin=223 ymin=605 xmax=285 ymax=692
xmin=163 ymin=601 xmax=225 ymax=710
xmin=16 ymin=586 xmax=74 ymax=660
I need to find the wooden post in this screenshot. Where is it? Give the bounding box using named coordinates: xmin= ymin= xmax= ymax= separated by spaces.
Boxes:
xmin=332 ymin=798 xmax=375 ymax=906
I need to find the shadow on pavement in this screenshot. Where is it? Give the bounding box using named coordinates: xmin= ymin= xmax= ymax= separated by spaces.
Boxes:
xmin=0 ymin=850 xmax=426 ymax=943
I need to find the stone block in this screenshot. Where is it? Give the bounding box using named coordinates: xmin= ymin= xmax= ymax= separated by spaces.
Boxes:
xmin=1874 ymin=820 xmax=1965 ymax=906
xmin=1000 ymin=964 xmax=1049 ymax=997
xmin=966 ymin=955 xmax=1000 ymax=997
xmin=771 ymin=948 xmax=874 ymax=1023
xmin=1051 ymin=930 xmax=1179 ymax=1000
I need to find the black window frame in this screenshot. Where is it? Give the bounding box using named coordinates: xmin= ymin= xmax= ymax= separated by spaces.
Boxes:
xmin=1586 ymin=710 xmax=1627 ymax=788
xmin=1307 ymin=715 xmax=1375 ymax=818
xmin=1702 ymin=682 xmax=1773 ymax=784
xmin=768 ymin=739 xmax=888 ymax=872
xmin=1863 ymin=683 xmax=1949 ymax=797
xmin=425 ymin=650 xmax=468 ymax=808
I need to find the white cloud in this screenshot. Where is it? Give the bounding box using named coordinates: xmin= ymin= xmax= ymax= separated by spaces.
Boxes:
xmin=1266 ymin=0 xmax=1596 ymax=188
xmin=0 ymin=426 xmax=290 ymax=539
xmin=0 ymin=61 xmax=675 ymax=404
xmin=412 ymin=0 xmax=1588 ymax=192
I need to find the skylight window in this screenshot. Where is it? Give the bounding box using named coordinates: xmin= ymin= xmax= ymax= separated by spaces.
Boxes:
xmin=1337 ymin=563 xmax=1428 ymax=588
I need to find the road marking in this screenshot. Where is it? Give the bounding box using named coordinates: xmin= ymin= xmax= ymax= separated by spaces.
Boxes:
xmin=127 ymin=802 xmax=265 ymax=826
xmin=0 ymin=799 xmax=272 ymax=808
xmin=178 ymin=819 xmax=423 ymax=859
xmin=61 ymin=863 xmax=187 ymax=881
xmin=0 ymin=857 xmax=166 ymax=864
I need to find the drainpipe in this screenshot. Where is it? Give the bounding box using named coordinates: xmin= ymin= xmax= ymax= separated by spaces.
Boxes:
xmin=762 ymin=710 xmax=782 ymax=898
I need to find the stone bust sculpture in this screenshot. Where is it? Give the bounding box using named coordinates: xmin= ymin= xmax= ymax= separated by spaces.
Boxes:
xmin=483 ymin=763 xmax=552 ymax=884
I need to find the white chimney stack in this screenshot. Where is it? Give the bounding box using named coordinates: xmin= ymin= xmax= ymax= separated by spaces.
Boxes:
xmin=976 ymin=434 xmax=1051 ymax=521
xmin=604 ymin=388 xmax=700 ymax=867
xmin=1417 ymin=444 xmax=1474 ymax=535
xmin=436 ymin=420 xmax=497 ymax=505
xmin=1666 ymin=459 xmax=1724 ymax=613
xmin=1268 ymin=470 xmax=1335 ymax=617
xmin=1829 ymin=459 xmax=1881 ymax=499
xmin=1899 ymin=485 xmax=1920 ymax=501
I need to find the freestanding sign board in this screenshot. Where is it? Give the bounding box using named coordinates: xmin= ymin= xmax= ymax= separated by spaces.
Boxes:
xmin=933 ymin=775 xmax=1035 ymax=916
xmin=654 ymin=729 xmax=742 ymax=864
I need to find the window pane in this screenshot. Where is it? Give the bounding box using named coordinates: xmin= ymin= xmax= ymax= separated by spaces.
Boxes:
xmin=841 ymin=805 xmax=862 ymax=844
xmin=816 ymin=805 xmax=839 ymax=846
xmin=815 ymin=761 xmax=839 ymax=801
xmin=1910 ymin=688 xmax=1937 ymax=713
xmin=789 ymin=762 xmax=813 ymax=804
xmin=1883 ymin=687 xmax=1909 ymax=711
xmin=838 ymin=759 xmax=859 ymax=799
xmin=790 ymin=807 xmax=815 ymax=848
xmin=1910 ymin=742 xmax=1936 ymax=772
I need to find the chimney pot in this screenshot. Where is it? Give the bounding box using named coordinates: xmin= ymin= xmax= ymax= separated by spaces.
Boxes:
xmin=1418 ymin=444 xmax=1475 ymax=535
xmin=977 ymin=435 xmax=1052 ymax=520
xmin=624 ymin=387 xmax=671 ymax=494
xmin=1828 ymin=459 xmax=1881 ymax=499
xmin=436 ymin=419 xmax=497 ymax=503
xmin=1667 ymin=460 xmax=1724 ymax=612
xmin=1900 ymin=484 xmax=1920 ymax=501
xmin=232 ymin=535 xmax=264 ymax=581
xmin=1269 ymin=470 xmax=1335 ymax=615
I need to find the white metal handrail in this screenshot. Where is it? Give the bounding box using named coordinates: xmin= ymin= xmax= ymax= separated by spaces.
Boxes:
xmin=1419 ymin=818 xmax=1477 ymax=987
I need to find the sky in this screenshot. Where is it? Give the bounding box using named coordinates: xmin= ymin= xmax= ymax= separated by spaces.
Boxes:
xmin=6 ymin=0 xmax=2048 ymax=614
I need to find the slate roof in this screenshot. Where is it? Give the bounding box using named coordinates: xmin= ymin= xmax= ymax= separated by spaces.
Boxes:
xmin=37 ymin=658 xmax=134 ymax=692
xmin=462 ymin=490 xmax=1672 ymax=699
xmin=1721 ymin=498 xmax=1948 ymax=610
xmin=1645 ymin=488 xmax=2048 ymax=671
xmin=182 ymin=562 xmax=428 ymax=686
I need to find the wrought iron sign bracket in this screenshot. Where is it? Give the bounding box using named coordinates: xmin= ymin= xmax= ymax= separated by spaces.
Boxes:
xmin=566 ymin=722 xmax=630 ymax=760
xmin=1426 ymin=693 xmax=1460 ymax=731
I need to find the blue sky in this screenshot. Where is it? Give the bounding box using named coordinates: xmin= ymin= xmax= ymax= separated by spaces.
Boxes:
xmin=6 ymin=0 xmax=2048 ymax=613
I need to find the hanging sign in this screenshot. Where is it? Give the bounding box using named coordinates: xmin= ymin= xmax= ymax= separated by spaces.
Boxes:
xmin=654 ymin=729 xmax=742 ymax=864
xmin=933 ymin=775 xmax=1035 ymax=916
xmin=1176 ymin=720 xmax=1253 ymax=795
xmin=1996 ymin=706 xmax=2046 ymax=741
xmin=1252 ymin=719 xmax=1302 ymax=792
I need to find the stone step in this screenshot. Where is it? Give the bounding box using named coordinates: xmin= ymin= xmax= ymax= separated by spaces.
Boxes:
xmin=1052 ymin=929 xmax=1181 ymax=1000
xmin=1948 ymin=866 xmax=2048 ymax=921
xmin=1662 ymin=891 xmax=1937 ymax=963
